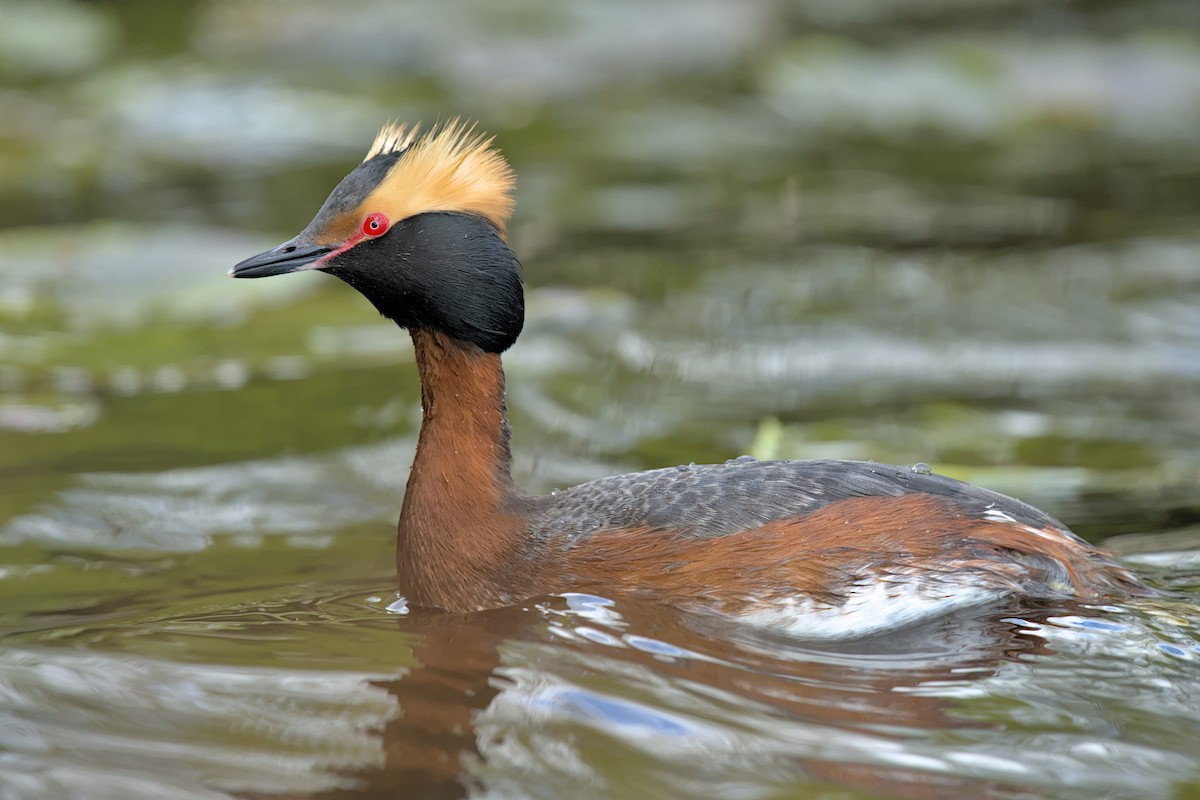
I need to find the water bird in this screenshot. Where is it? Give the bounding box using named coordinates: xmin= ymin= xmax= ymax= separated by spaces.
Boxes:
xmin=230 ymin=120 xmax=1145 ymax=636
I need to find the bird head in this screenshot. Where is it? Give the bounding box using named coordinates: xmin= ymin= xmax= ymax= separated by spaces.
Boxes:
xmin=231 ymin=120 xmax=523 ymax=353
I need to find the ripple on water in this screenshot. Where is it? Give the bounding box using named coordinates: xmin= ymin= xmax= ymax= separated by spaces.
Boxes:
xmin=477 ymin=594 xmax=1200 ymax=799
xmin=1 ymin=568 xmax=1199 ymax=799
xmin=0 ymin=439 xmax=411 ymax=552
xmin=0 ymin=647 xmax=396 ymax=799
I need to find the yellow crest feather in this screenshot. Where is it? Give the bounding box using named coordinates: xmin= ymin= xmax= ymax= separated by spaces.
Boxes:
xmin=364 ymin=121 xmax=423 ymax=160
xmin=361 ymin=119 xmax=516 ymax=235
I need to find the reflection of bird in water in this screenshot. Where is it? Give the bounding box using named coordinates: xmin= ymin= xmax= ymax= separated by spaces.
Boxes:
xmin=231 ymin=119 xmax=1145 ymax=636
xmin=239 ymin=597 xmax=1071 ymax=800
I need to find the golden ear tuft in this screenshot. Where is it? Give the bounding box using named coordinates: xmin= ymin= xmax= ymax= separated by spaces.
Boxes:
xmin=364 ymin=121 xmax=422 ymax=161
xmin=362 ymin=118 xmax=517 ymax=236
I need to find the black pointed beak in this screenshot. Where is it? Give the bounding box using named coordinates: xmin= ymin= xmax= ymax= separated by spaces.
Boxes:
xmin=228 ymin=236 xmax=334 ymax=279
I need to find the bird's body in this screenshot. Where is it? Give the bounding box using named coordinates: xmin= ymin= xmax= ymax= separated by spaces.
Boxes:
xmin=232 ymin=120 xmax=1145 ymax=636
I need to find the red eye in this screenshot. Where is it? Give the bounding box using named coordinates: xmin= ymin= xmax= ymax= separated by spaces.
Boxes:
xmin=362 ymin=212 xmax=390 ymax=238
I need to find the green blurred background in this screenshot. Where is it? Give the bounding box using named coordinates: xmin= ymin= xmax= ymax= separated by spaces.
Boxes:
xmin=2 ymin=0 xmax=1197 ymax=542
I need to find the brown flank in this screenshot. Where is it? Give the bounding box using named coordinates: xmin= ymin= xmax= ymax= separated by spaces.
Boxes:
xmin=558 ymin=493 xmax=1144 ymax=615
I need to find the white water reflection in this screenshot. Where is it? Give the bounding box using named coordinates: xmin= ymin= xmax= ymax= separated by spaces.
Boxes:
xmin=0 ymin=647 xmax=397 ymax=800
xmin=471 ymin=596 xmax=1200 ymax=800
xmin=0 ymin=439 xmax=411 ymax=552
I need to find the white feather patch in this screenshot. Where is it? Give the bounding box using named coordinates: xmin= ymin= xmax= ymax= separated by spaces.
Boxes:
xmin=738 ymin=578 xmax=1006 ymax=639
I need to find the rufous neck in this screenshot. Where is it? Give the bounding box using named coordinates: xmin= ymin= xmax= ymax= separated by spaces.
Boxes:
xmin=410 ymin=327 xmax=514 ymax=482
xmin=397 ymin=328 xmax=527 ymax=610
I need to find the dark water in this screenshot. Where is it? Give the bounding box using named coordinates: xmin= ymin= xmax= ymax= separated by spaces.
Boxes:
xmin=2 ymin=1 xmax=1200 ymax=798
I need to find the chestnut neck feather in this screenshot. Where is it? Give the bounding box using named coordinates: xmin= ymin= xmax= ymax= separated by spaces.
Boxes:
xmin=397 ymin=328 xmax=531 ymax=609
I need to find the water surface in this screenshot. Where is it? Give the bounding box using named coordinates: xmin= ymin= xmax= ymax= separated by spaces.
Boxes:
xmin=2 ymin=1 xmax=1199 ymax=798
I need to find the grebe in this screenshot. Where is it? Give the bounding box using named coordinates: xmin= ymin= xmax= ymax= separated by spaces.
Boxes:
xmin=230 ymin=120 xmax=1145 ymax=635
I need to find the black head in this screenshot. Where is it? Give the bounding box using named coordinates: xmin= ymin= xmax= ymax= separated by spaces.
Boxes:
xmin=229 ymin=120 xmax=523 ymax=353
xmin=325 ymin=211 xmax=522 ymax=352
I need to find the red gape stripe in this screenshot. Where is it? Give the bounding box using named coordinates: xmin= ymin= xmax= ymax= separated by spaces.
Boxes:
xmin=318 ymin=213 xmax=390 ymax=266
xmin=317 ymin=231 xmax=366 ymax=266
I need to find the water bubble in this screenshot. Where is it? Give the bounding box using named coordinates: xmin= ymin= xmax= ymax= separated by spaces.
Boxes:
xmin=385 ymin=595 xmax=410 ymax=615
xmin=624 ymin=635 xmax=692 ymax=658
xmin=725 ymin=454 xmax=757 ymax=465
xmin=910 ymin=462 xmax=933 ymax=475
xmin=575 ymin=626 xmax=623 ymax=647
xmin=563 ymin=593 xmax=615 ymax=609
